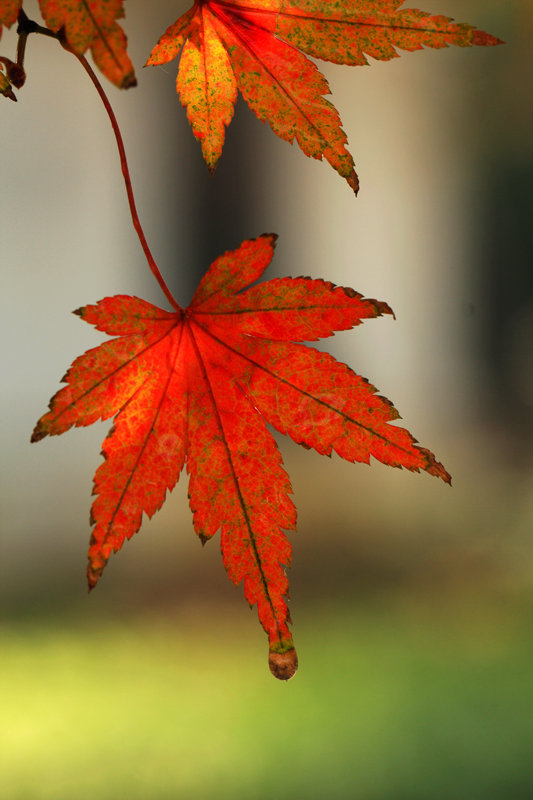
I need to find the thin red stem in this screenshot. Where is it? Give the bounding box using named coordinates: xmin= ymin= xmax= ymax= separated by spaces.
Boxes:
xmin=72 ymin=51 xmax=181 ymax=311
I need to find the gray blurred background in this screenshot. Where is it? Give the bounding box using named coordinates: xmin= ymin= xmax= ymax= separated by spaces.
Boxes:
xmin=1 ymin=2 xmax=532 ymax=798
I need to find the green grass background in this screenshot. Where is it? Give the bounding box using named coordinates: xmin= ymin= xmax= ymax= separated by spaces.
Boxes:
xmin=3 ymin=590 xmax=533 ymax=800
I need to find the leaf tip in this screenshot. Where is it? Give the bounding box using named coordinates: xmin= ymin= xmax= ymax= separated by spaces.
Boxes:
xmin=30 ymin=422 xmax=46 ymax=443
xmin=269 ymin=647 xmax=298 ymax=681
xmin=120 ymin=73 xmax=138 ymax=90
xmin=439 ymin=466 xmax=452 ymax=486
xmin=1 ymin=79 xmax=17 ymax=101
xmin=378 ymin=300 xmax=395 ymax=320
xmin=472 ymin=31 xmax=504 ymax=47
xmin=347 ymin=170 xmax=359 ymax=196
xmin=87 ymin=543 xmax=104 ymax=591
xmin=87 ymin=566 xmax=99 ymax=592
xmin=260 ymin=232 xmax=279 ymax=248
xmin=421 ymin=448 xmax=452 ymax=485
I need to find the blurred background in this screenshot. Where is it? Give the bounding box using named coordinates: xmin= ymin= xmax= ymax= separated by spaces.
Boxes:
xmin=1 ymin=1 xmax=532 ymax=797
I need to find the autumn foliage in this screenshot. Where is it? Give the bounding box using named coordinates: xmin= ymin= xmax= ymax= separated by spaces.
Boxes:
xmin=32 ymin=235 xmax=450 ymax=677
xmin=147 ymin=0 xmax=501 ymax=190
xmin=1 ymin=1 xmax=501 ymax=677
xmin=1 ymin=0 xmax=135 ymax=88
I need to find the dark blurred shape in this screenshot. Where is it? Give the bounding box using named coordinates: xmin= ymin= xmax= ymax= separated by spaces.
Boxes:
xmin=178 ymin=98 xmax=261 ymax=299
xmin=480 ymin=161 xmax=533 ymax=439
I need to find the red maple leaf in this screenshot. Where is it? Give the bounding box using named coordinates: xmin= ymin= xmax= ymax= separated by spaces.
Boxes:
xmin=32 ymin=235 xmax=450 ymax=678
xmin=147 ymin=0 xmax=502 ymax=191
xmin=38 ymin=0 xmax=136 ymax=88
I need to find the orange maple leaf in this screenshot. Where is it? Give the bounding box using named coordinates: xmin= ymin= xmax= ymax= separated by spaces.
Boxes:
xmin=0 ymin=0 xmax=21 ymax=38
xmin=147 ymin=0 xmax=502 ymax=191
xmin=39 ymin=0 xmax=136 ymax=88
xmin=32 ymin=235 xmax=450 ymax=678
